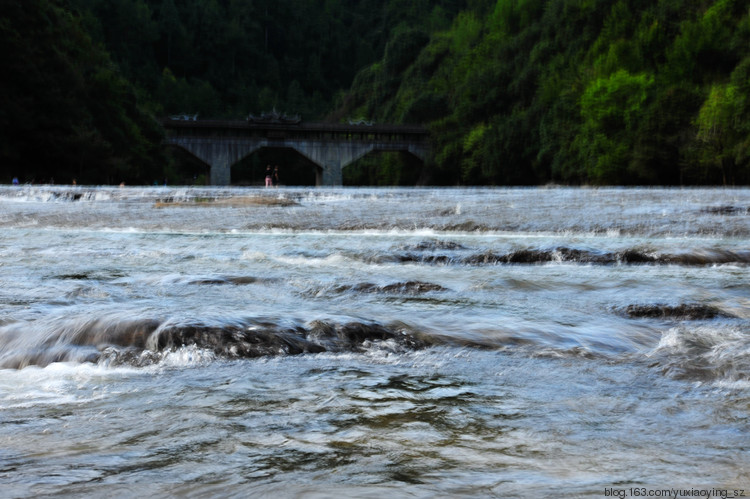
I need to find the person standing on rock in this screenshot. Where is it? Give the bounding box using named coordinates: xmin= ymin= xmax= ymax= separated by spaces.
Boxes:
xmin=265 ymin=165 xmax=273 ymax=188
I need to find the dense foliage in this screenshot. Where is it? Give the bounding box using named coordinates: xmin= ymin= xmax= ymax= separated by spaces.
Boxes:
xmin=2 ymin=0 xmax=749 ymax=185
xmin=68 ymin=0 xmax=461 ymax=120
xmin=338 ymin=0 xmax=750 ymax=185
xmin=0 ymin=0 xmax=165 ymax=184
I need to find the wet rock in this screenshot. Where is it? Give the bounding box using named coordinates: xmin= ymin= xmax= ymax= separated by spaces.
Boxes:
xmin=663 ymin=250 xmax=750 ymax=266
xmin=189 ymin=278 xmax=230 ymax=285
xmin=463 ymin=251 xmax=504 ymax=265
xmin=69 ymin=318 xmax=161 ymax=349
xmin=401 ymin=240 xmax=467 ymax=251
xmin=505 ymin=249 xmax=552 ymax=264
xmin=307 ymin=320 xmax=430 ymax=351
xmin=380 ymin=281 xmax=448 ymax=293
xmin=422 ymin=255 xmax=455 ymax=264
xmin=617 ymin=250 xmax=658 ymax=264
xmin=0 ymin=315 xmax=441 ymax=369
xmin=555 ymin=247 xmax=613 ymax=264
xmin=152 ymin=318 xmax=433 ymax=359
xmin=189 ymin=275 xmax=260 ymax=285
xmin=443 ymin=221 xmax=489 ymax=231
xmin=57 ymin=273 xmax=92 ymax=280
xmin=620 ymin=304 xmax=733 ymax=320
xmin=397 ymin=246 xmax=749 ymax=267
xmin=700 ymin=205 xmax=748 ymax=215
xmin=350 ymin=282 xmax=379 ymax=293
xmin=335 ymin=322 xmax=429 ymax=351
xmin=463 ymin=248 xmax=616 ymax=265
xmin=98 ymin=347 xmax=162 ymax=367
xmin=155 ymin=323 xmax=325 ymax=357
xmin=227 ymin=276 xmax=261 ymax=285
xmin=155 ymin=196 xmax=299 ymax=208
xmin=396 ymin=253 xmax=456 ymax=264
xmin=337 ymin=322 xmax=397 ymax=344
xmin=336 ymin=281 xmax=448 ymax=294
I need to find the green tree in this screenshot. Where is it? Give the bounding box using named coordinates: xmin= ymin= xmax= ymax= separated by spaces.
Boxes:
xmin=0 ymin=0 xmax=164 ymax=184
xmin=694 ymin=80 xmax=747 ymax=184
xmin=575 ymin=70 xmax=654 ymax=183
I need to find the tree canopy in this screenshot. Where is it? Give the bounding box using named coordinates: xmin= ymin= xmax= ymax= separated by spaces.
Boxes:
xmin=0 ymin=0 xmax=165 ymax=184
xmin=2 ymin=0 xmax=749 ymax=185
xmin=338 ymin=0 xmax=750 ymax=185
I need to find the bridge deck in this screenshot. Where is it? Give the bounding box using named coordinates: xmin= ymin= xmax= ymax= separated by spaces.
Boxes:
xmin=163 ymin=119 xmax=428 ymax=141
xmin=163 ymin=118 xmax=426 ymax=133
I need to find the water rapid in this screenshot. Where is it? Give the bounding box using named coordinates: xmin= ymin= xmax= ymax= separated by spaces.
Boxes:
xmin=1 ymin=186 xmax=748 ymax=497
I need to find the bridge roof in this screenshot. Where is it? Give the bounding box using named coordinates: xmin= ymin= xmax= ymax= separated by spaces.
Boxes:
xmin=161 ymin=118 xmax=428 ymax=136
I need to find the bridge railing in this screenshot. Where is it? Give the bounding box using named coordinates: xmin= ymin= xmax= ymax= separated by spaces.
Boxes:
xmin=162 ymin=118 xmax=429 ymax=143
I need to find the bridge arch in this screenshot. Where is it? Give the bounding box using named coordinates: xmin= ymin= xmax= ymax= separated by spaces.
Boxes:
xmin=164 ymin=144 xmax=213 ymax=184
xmin=162 ymin=119 xmax=430 ymax=186
xmin=231 ymin=147 xmax=322 ymax=186
xmin=343 ymin=150 xmax=428 ymax=186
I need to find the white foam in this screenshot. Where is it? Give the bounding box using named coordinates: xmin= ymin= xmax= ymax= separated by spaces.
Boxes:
xmin=0 ymin=361 xmax=140 ymax=408
xmin=713 ymin=378 xmax=750 ymax=390
xmin=273 ymin=253 xmax=355 ymax=267
xmin=159 ymin=345 xmax=217 ymax=367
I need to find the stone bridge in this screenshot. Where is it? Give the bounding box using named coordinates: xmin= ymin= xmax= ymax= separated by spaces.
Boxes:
xmin=162 ymin=118 xmax=430 ymax=186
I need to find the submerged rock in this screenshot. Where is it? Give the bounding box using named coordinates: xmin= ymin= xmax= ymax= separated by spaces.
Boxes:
xmin=154 ymin=322 xmax=325 ymax=357
xmin=395 ymin=254 xmax=456 ymax=264
xmin=380 ymin=281 xmax=448 ymax=293
xmin=335 ymin=281 xmax=448 ymax=294
xmin=391 ymin=246 xmax=749 ymax=267
xmin=400 ymin=240 xmax=467 ymax=251
xmin=188 ymin=275 xmax=262 ymax=285
xmin=616 ymin=250 xmax=658 ymax=264
xmin=619 ymin=304 xmax=733 ymax=320
xmin=700 ymin=205 xmax=749 ymax=215
xmin=0 ymin=316 xmax=439 ymax=369
xmin=154 ymin=196 xmax=299 ymax=208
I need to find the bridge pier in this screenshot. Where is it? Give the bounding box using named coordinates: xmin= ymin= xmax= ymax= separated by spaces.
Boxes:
xmin=209 ymin=153 xmax=232 ymax=186
xmin=291 ymin=140 xmax=348 ymax=187
xmin=321 ymin=162 xmax=342 ymax=186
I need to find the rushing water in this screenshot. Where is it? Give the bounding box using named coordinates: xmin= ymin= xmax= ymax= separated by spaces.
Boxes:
xmin=1 ymin=185 xmax=749 ymax=498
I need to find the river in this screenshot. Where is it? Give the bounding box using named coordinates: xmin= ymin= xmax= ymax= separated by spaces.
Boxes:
xmin=0 ymin=186 xmax=748 ymax=497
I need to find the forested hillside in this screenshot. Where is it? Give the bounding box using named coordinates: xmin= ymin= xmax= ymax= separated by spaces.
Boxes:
xmin=2 ymin=0 xmax=749 ymax=185
xmin=0 ymin=0 xmax=166 ymax=185
xmin=68 ymin=0 xmax=461 ymax=120
xmin=338 ymin=0 xmax=750 ymax=185
xmin=1 ymin=0 xmax=461 ymax=184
